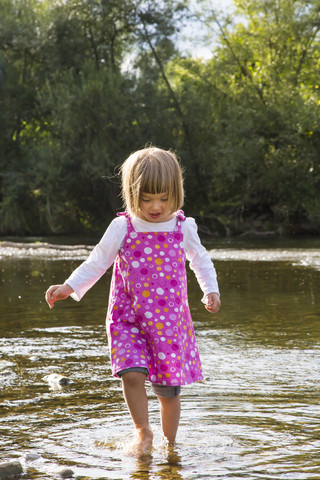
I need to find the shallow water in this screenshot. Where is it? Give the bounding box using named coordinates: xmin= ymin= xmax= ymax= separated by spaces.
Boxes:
xmin=1 ymin=237 xmax=320 ymax=479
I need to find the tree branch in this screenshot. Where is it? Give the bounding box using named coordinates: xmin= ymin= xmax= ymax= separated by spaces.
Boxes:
xmin=139 ymin=17 xmax=208 ymax=198
xmin=294 ymin=25 xmax=320 ymax=84
xmin=211 ymin=13 xmax=266 ymax=105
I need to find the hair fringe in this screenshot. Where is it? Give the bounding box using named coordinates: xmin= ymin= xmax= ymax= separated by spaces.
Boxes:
xmin=120 ymin=147 xmax=184 ymax=216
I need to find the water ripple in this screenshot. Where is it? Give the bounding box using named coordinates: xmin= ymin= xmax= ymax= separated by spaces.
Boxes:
xmin=210 ymin=248 xmax=320 ymax=270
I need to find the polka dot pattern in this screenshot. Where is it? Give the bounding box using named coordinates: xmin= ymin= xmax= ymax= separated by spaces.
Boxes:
xmin=106 ymin=211 xmax=203 ymax=386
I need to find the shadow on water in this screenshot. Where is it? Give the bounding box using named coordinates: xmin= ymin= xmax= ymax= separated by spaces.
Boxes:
xmin=1 ymin=237 xmax=320 ymax=479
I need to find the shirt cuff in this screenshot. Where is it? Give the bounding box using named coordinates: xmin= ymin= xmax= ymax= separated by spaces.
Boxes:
xmin=64 ymin=281 xmax=81 ymax=302
xmin=201 ymin=291 xmax=220 ymax=304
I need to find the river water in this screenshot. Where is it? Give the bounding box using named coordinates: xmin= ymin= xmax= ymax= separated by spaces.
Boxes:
xmin=1 ymin=237 xmax=320 ymax=479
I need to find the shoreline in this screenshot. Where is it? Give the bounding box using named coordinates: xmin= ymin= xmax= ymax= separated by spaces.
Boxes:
xmin=0 ymin=241 xmax=94 ymax=260
xmin=1 ymin=240 xmax=320 ymax=269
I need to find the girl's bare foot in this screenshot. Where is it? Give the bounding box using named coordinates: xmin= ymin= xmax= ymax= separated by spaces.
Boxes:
xmin=125 ymin=426 xmax=153 ymax=458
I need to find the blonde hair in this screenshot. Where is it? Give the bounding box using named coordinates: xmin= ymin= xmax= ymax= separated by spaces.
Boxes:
xmin=120 ymin=147 xmax=184 ymax=216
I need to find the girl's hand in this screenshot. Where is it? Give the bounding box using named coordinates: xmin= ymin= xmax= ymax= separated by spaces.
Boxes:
xmin=204 ymin=292 xmax=221 ymax=314
xmin=45 ymin=284 xmax=74 ymax=309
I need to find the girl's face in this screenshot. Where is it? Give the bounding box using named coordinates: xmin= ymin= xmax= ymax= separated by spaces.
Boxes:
xmin=138 ymin=192 xmax=175 ymax=223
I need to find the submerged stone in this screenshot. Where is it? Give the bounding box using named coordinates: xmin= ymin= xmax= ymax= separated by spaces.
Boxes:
xmin=29 ymin=356 xmax=40 ymax=362
xmin=43 ymin=373 xmax=72 ymax=387
xmin=23 ymin=452 xmax=41 ymax=461
xmin=0 ymin=461 xmax=23 ymax=479
xmin=0 ymin=361 xmax=15 ymax=370
xmin=56 ymin=467 xmax=74 ymax=478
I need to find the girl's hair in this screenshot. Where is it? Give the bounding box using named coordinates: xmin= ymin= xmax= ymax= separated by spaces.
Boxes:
xmin=121 ymin=147 xmax=184 ymax=216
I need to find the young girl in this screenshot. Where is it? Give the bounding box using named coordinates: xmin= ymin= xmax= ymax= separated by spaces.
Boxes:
xmin=45 ymin=147 xmax=220 ymax=457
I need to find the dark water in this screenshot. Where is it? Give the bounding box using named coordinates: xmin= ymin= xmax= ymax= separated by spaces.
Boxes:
xmin=1 ymin=238 xmax=320 ymax=479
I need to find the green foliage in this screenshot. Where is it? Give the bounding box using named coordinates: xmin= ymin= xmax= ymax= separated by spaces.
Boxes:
xmin=171 ymin=0 xmax=320 ymax=231
xmin=0 ymin=0 xmax=187 ymax=234
xmin=0 ymin=0 xmax=319 ymax=235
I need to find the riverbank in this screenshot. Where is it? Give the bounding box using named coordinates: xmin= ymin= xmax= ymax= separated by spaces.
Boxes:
xmin=194 ymin=212 xmax=320 ymax=238
xmin=0 ymin=241 xmax=94 ymax=260
xmin=1 ymin=239 xmax=320 ymax=271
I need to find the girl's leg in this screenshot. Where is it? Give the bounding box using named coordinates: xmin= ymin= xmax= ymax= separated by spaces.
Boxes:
xmin=121 ymin=371 xmax=153 ymax=455
xmin=157 ymin=394 xmax=181 ymax=444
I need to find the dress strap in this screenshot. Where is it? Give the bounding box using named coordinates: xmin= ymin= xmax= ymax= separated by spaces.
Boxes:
xmin=175 ymin=210 xmax=186 ymax=232
xmin=117 ymin=212 xmax=136 ymax=233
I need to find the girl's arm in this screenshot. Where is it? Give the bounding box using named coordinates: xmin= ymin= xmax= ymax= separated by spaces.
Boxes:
xmin=183 ymin=218 xmax=220 ymax=313
xmin=65 ymin=216 xmax=127 ymax=301
xmin=203 ymin=292 xmax=221 ymax=314
xmin=45 ymin=217 xmax=127 ymax=307
xmin=45 ymin=284 xmax=74 ymax=309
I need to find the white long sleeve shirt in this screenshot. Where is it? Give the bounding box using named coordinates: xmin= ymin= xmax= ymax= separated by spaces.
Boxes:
xmin=65 ymin=214 xmax=219 ymax=302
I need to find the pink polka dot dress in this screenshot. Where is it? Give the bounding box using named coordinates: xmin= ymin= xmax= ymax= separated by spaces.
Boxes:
xmin=106 ymin=211 xmax=203 ymax=386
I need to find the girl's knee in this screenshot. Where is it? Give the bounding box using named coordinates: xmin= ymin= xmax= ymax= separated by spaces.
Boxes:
xmin=120 ymin=371 xmax=147 ymax=388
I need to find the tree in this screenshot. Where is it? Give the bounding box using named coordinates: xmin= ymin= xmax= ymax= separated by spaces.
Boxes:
xmin=172 ymin=0 xmax=320 ymax=231
xmin=0 ymin=0 xmax=190 ymax=234
xmin=1 ymin=0 xmax=320 ymax=235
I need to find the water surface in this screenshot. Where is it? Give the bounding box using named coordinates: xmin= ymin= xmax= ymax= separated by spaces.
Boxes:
xmin=1 ymin=237 xmax=320 ymax=479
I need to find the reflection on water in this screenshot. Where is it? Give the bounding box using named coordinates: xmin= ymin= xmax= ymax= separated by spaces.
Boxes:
xmin=1 ymin=238 xmax=320 ymax=479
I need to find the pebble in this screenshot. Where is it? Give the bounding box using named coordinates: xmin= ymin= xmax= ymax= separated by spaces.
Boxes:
xmin=22 ymin=452 xmax=41 ymax=462
xmin=56 ymin=467 xmax=74 ymax=478
xmin=0 ymin=461 xmax=23 ymax=479
xmin=43 ymin=373 xmax=72 ymax=387
xmin=0 ymin=361 xmax=15 ymax=370
xmin=29 ymin=356 xmax=40 ymax=362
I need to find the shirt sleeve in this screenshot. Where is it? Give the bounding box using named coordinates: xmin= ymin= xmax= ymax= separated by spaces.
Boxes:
xmin=65 ymin=216 xmax=127 ymax=301
xmin=183 ymin=217 xmax=220 ymax=299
